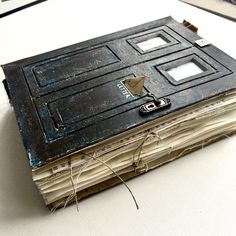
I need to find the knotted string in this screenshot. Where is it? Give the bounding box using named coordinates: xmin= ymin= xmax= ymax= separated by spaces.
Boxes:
xmin=83 ymin=152 xmax=140 ymax=210
xmin=132 ymin=129 xmax=162 ymax=171
xmin=63 ymin=157 xmax=92 ymax=210
xmin=69 ymin=158 xmax=79 ymax=212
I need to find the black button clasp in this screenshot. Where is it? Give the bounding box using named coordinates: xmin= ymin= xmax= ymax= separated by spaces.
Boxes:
xmin=139 ymin=93 xmax=171 ymax=115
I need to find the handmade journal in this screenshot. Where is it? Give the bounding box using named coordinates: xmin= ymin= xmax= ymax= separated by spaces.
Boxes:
xmin=2 ymin=16 xmax=236 ymax=210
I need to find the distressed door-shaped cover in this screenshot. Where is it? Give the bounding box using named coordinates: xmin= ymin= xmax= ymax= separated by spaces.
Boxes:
xmin=3 ymin=16 xmax=236 ymax=168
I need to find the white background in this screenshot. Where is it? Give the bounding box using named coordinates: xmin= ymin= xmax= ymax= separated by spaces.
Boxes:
xmin=0 ymin=0 xmax=236 ymax=235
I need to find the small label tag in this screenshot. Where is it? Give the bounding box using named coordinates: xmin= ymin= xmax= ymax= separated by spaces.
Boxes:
xmin=195 ymin=39 xmax=210 ymax=47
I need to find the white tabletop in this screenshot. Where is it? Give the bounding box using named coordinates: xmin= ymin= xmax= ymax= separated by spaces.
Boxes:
xmin=0 ymin=0 xmax=236 ymax=235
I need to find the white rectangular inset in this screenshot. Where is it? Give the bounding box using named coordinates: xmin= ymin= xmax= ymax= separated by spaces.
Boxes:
xmin=137 ymin=37 xmax=167 ymax=51
xmin=167 ymin=61 xmax=204 ymax=81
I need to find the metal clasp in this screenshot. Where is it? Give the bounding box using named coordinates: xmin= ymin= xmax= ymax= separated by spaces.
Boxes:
xmin=139 ymin=93 xmax=171 ymax=115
